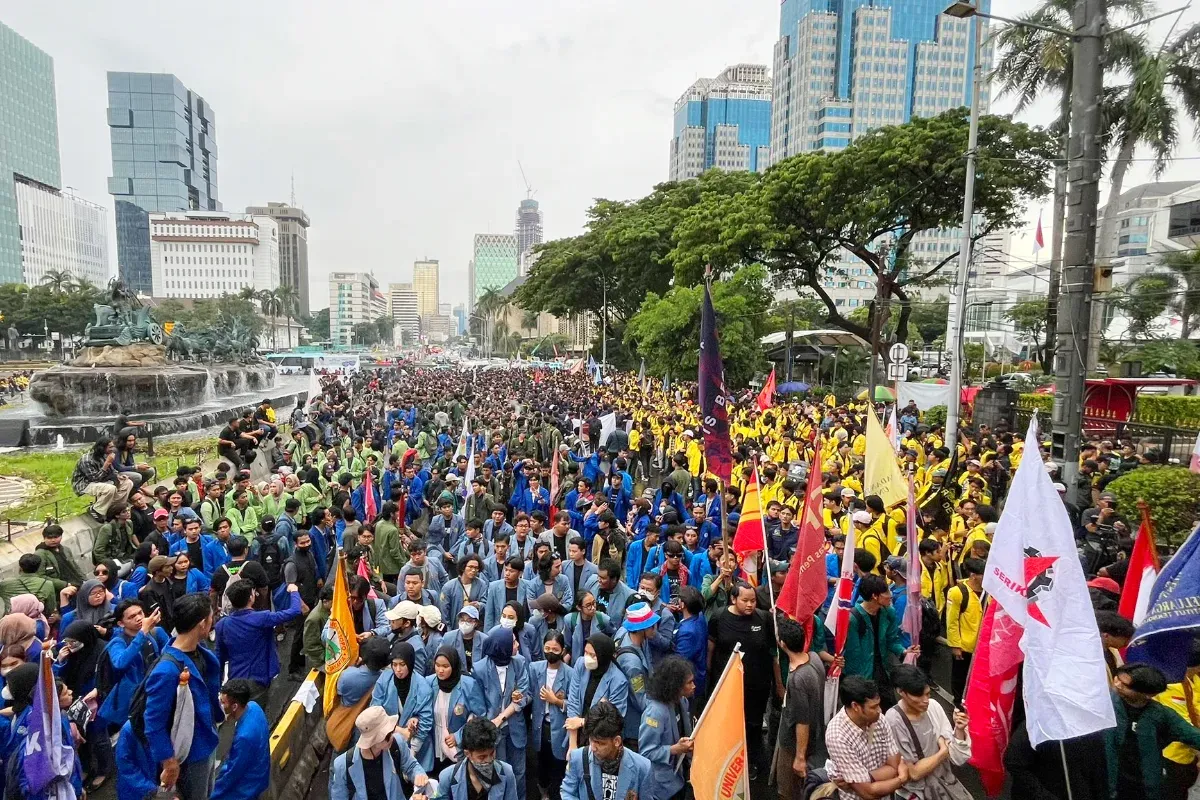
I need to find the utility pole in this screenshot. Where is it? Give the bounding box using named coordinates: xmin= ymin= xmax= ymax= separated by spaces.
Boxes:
xmin=601 ymin=278 xmax=607 ymax=367
xmin=867 ymin=279 xmax=884 ymax=405
xmin=945 ymin=8 xmax=984 ymax=452
xmin=785 ymin=306 xmax=795 ymax=383
xmin=1052 ymin=0 xmax=1105 ymax=505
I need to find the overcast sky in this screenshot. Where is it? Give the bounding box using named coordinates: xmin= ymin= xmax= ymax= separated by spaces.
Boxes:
xmin=5 ymin=0 xmax=1199 ymax=311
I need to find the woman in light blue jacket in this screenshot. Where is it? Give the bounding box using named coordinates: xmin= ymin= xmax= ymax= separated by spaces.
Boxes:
xmin=564 ymin=633 xmax=629 ymax=751
xmin=529 ymin=631 xmax=575 ymax=800
xmin=638 ymin=655 xmax=696 ymax=800
xmin=487 ymin=602 xmax=541 ymax=663
xmin=370 ymin=641 xmax=436 ymax=771
xmin=426 ymin=647 xmax=487 ymax=776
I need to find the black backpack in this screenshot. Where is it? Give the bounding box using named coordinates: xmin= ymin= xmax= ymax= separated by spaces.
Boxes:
xmin=127 ymin=650 xmax=185 ymax=744
xmin=92 ymin=640 xmax=117 ymax=703
xmin=343 ymin=742 xmax=410 ymax=798
xmin=257 ymin=535 xmax=285 ymax=589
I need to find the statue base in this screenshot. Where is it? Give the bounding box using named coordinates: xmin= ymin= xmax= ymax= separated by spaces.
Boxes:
xmin=28 ymin=361 xmax=276 ymax=418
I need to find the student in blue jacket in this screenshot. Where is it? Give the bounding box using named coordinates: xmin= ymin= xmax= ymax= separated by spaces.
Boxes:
xmin=330 ymin=705 xmax=431 ymax=800
xmin=561 ymin=701 xmax=654 ymax=800
xmin=440 ymin=555 xmax=488 ymax=630
xmin=97 ymin=599 xmax=170 ymax=728
xmin=427 ymin=647 xmax=487 ymax=775
xmin=529 ymin=631 xmax=574 ymax=800
xmin=639 ymin=655 xmax=696 ymax=800
xmin=131 ymin=592 xmax=224 ymax=800
xmin=489 ymin=602 xmax=541 ymax=663
xmin=483 ymin=558 xmax=534 ymax=632
xmin=210 ymin=679 xmax=271 ymax=800
xmin=57 ymin=578 xmax=116 ymax=642
xmin=169 ymin=553 xmax=212 ymax=594
xmin=432 ymin=717 xmax=517 ymax=800
xmin=371 ymin=641 xmax=436 ymax=771
xmin=472 ymin=627 xmax=530 ymax=798
xmin=564 ymin=633 xmax=629 ymax=751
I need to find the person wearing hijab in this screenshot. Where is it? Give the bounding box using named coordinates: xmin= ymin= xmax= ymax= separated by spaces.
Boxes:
xmin=0 ymin=660 xmax=39 ymax=797
xmin=9 ymin=594 xmax=50 ymax=641
xmin=564 ymin=633 xmax=629 ymax=750
xmin=2 ymin=661 xmax=84 ymax=800
xmin=426 ymin=646 xmax=485 ymax=775
xmin=58 ymin=579 xmax=114 ymax=642
xmin=474 ymin=627 xmax=530 ymax=798
xmin=371 ymin=641 xmax=436 ymax=773
xmin=54 ymin=620 xmax=115 ymax=790
xmin=529 ymin=631 xmax=574 ymax=800
xmin=0 ymin=613 xmax=40 ymax=663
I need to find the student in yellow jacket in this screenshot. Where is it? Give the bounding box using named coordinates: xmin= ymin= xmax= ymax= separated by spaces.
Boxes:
xmin=957 ymin=505 xmax=997 ymax=566
xmin=917 ymin=537 xmax=952 ymax=614
xmin=946 ymin=557 xmax=988 ymax=705
xmin=853 ymin=509 xmax=888 ymax=575
xmin=1156 ymin=645 xmax=1200 ymax=795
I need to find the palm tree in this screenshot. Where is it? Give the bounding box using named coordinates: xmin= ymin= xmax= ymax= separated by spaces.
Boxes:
xmin=493 ymin=319 xmax=510 ymax=355
xmin=257 ymin=289 xmax=283 ymax=350
xmin=40 ymin=269 xmax=73 ymax=294
xmin=521 ymin=309 xmax=539 ymax=338
xmin=1151 ymin=249 xmax=1200 ymax=340
xmin=993 ymin=0 xmax=1148 ymax=364
xmin=275 ymin=285 xmax=300 ymax=349
xmin=473 ymin=288 xmax=504 ymax=357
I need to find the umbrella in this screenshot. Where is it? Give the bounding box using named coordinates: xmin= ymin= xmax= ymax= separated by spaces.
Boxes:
xmin=921 ymin=377 xmax=949 ymax=385
xmin=777 ymin=381 xmax=810 ymax=394
xmin=857 ymin=386 xmax=896 ymax=402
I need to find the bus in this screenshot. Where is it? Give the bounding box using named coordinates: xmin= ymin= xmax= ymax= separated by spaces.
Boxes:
xmin=265 ymin=353 xmax=362 ymax=374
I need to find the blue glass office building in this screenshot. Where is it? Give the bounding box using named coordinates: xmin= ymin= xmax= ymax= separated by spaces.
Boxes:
xmin=669 ymin=64 xmax=772 ymax=182
xmin=0 ymin=22 xmax=61 ymax=284
xmin=107 ymin=72 xmax=219 ymax=294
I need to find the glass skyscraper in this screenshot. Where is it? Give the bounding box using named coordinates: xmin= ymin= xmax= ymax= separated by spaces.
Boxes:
xmin=0 ymin=22 xmax=62 ymax=284
xmin=469 ymin=233 xmax=518 ymax=310
xmin=669 ymin=64 xmax=772 ymax=182
xmin=515 ymin=199 xmax=543 ymax=261
xmin=107 ymin=72 xmax=219 ymax=294
xmin=771 ymin=0 xmax=991 ymax=161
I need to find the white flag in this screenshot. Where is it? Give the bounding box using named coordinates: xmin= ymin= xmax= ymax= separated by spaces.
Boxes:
xmin=453 ymin=417 xmax=470 ymax=461
xmin=983 ymin=415 xmax=1116 ymax=747
xmin=458 ymin=439 xmax=476 ymax=519
xmin=886 ymin=405 xmax=900 ymax=453
xmin=598 ymin=412 xmax=617 ymax=446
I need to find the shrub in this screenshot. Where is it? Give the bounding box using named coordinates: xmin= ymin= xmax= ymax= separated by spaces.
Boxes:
xmin=1134 ymin=396 xmax=1200 ymax=428
xmin=1019 ymin=393 xmax=1053 ymax=413
xmin=1106 ymin=466 xmax=1200 ymax=546
xmin=923 ymin=405 xmax=947 ymax=429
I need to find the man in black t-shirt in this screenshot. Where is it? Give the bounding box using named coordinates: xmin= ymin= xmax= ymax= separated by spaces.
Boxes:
xmin=707 ymin=581 xmax=777 ymax=783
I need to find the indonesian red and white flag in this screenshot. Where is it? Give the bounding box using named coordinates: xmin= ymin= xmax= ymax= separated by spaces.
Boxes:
xmin=824 ymin=523 xmax=857 ymax=677
xmin=965 ymin=603 xmax=1024 ymax=796
xmin=1033 ymin=209 xmax=1045 ymax=257
xmin=1191 ymin=430 xmax=1200 ymax=473
xmin=982 ymin=415 xmax=1116 ymax=747
xmin=756 ymin=368 xmax=776 ymax=411
xmin=1118 ymin=506 xmax=1162 ymax=625
xmin=885 ymin=405 xmax=900 ymax=453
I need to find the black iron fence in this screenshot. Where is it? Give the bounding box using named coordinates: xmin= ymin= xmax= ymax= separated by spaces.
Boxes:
xmin=1015 ymin=407 xmax=1199 ymax=464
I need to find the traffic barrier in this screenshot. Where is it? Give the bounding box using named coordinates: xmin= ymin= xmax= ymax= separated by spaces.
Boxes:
xmin=267 ymin=670 xmax=329 ymax=800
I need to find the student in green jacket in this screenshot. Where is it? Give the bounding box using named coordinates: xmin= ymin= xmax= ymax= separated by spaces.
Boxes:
xmin=1106 ymin=663 xmax=1200 ymax=799
xmin=841 ymin=574 xmax=916 ymax=708
xmin=0 ymin=554 xmax=66 ymax=616
xmin=372 ymin=501 xmax=407 ymax=584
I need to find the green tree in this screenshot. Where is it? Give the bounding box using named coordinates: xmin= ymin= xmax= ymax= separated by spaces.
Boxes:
xmin=256 ymin=289 xmax=283 ymax=350
xmin=472 ymin=287 xmax=505 ymax=357
xmin=764 ymin=297 xmax=829 ymax=335
xmin=39 ymin=270 xmax=74 ymax=294
xmin=275 ymin=284 xmax=300 ymax=349
xmin=373 ymin=315 xmax=394 ymax=346
xmin=671 ymin=110 xmax=1056 ymax=366
xmin=1004 ymin=299 xmax=1051 ymax=367
xmin=1159 ymin=249 xmax=1200 ymax=339
xmin=1113 ymin=275 xmax=1172 ymax=340
xmin=1126 ymin=339 xmax=1200 ymax=378
xmin=909 ymin=297 xmax=949 ymax=346
xmin=302 ymin=308 xmax=330 ymax=342
xmin=624 ymin=265 xmax=772 ymax=388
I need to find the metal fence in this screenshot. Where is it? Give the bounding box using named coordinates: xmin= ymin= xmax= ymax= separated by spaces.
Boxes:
xmin=1015 ymin=407 xmax=1199 ymax=464
xmin=0 ymin=444 xmax=213 ymax=542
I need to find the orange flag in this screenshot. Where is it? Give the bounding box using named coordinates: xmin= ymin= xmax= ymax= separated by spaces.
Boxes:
xmin=692 ymin=650 xmax=749 ymax=800
xmin=731 ymin=469 xmax=766 ymax=586
xmin=323 ymin=549 xmax=359 ymax=716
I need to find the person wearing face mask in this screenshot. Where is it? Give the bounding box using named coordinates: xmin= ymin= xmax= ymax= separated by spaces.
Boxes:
xmin=561 ymin=701 xmax=653 ymax=800
xmin=432 ymin=717 xmax=517 ymax=800
xmin=527 ymin=594 xmax=568 ymax=650
xmin=483 ymin=557 xmax=534 ymax=633
xmin=564 ymin=634 xmax=629 ymax=751
xmin=329 ymin=705 xmax=433 ymax=800
xmin=371 ymin=641 xmax=436 ymax=775
xmin=529 ymin=631 xmax=574 ymax=800
xmin=426 ymin=648 xmax=486 ymax=776
xmin=473 ymin=628 xmax=530 ymax=798
xmin=489 ymin=602 xmax=540 ymax=663
xmin=440 ymin=606 xmax=488 ymax=676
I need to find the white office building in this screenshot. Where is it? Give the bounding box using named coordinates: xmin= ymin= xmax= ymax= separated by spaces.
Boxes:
xmin=330 ymin=272 xmax=383 ymax=346
xmin=13 ymin=180 xmax=109 ymax=287
xmin=389 ymin=282 xmax=420 ymax=342
xmin=1097 ymin=180 xmax=1200 ymax=285
xmin=148 ymin=212 xmax=278 ymax=299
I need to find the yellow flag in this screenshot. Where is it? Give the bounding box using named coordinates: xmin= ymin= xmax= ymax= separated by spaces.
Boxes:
xmin=323 ymin=549 xmax=358 ymax=716
xmin=692 ymin=651 xmax=748 ymax=800
xmin=865 ymin=408 xmax=906 ymax=508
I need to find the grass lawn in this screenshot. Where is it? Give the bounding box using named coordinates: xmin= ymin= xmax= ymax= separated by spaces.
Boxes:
xmin=0 ymin=436 xmax=215 ymax=523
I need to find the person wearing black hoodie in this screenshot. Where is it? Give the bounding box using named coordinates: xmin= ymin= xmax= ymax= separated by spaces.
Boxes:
xmin=283 ymin=529 xmax=320 ymax=677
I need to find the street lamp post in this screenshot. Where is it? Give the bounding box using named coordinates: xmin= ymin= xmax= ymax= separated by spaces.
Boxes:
xmin=943 ymin=2 xmax=985 ymax=452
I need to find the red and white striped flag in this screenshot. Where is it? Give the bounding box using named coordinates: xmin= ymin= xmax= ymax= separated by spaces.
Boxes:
xmin=1032 ymin=210 xmax=1045 ymax=258
xmin=1119 ymin=504 xmax=1162 ymax=624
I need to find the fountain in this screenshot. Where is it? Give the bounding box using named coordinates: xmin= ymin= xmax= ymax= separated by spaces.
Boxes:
xmin=22 ymin=280 xmax=307 ymax=446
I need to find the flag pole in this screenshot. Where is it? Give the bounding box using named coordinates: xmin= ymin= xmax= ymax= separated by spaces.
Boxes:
xmin=753 ymin=457 xmax=781 ymax=646
xmin=1059 ymin=742 xmax=1075 ymax=800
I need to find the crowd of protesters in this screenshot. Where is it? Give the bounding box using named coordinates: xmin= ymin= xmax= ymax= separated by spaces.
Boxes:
xmin=0 ymin=359 xmax=1191 ymax=800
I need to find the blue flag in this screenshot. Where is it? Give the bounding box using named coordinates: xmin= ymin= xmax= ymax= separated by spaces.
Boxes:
xmin=698 ymin=281 xmax=732 ymax=483
xmin=25 ymin=651 xmax=75 ymax=798
xmin=1128 ymin=524 xmax=1200 ymax=681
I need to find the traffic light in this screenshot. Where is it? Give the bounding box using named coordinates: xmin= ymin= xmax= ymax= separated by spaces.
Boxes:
xmin=1094 ymin=260 xmax=1113 ymax=292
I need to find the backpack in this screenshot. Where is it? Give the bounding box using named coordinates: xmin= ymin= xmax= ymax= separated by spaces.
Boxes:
xmin=343 ymin=741 xmax=409 ymax=798
xmin=92 ymin=639 xmax=117 ymax=702
xmin=126 ymin=650 xmax=185 ymax=744
xmin=861 ymin=530 xmax=891 ymax=567
xmin=219 ymin=563 xmax=245 ymax=615
xmin=257 ymin=535 xmax=285 ymax=589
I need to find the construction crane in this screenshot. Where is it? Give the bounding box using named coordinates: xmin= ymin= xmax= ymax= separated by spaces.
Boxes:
xmin=518 ymin=161 xmax=536 ymax=200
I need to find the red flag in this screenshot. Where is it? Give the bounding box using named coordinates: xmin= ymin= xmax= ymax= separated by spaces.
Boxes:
xmin=1033 ymin=209 xmax=1045 ymax=256
xmin=732 ymin=469 xmax=766 ymax=586
xmin=965 ymin=603 xmax=1024 ymax=796
xmin=756 ymin=368 xmax=776 ymax=411
xmin=776 ymin=448 xmax=827 ymax=623
xmin=355 ymin=555 xmax=379 ymax=599
xmin=363 ymin=469 xmax=378 ymax=521
xmin=1118 ymin=504 xmax=1161 ymax=624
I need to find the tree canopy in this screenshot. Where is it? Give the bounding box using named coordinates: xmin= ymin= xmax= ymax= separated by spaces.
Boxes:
xmin=624 ymin=265 xmax=772 ymax=388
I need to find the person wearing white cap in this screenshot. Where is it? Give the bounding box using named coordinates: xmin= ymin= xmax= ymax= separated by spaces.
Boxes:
xmin=418 ymin=605 xmax=445 ymax=677
xmin=386 ymin=600 xmax=429 ymax=677
xmin=329 ymin=705 xmax=432 ymax=800
xmin=439 ymin=606 xmax=489 ymax=676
